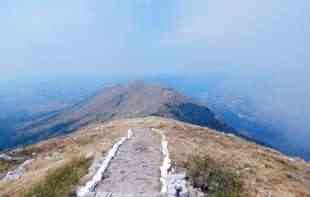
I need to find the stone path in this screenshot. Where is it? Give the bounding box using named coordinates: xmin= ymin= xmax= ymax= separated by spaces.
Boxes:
xmin=94 ymin=128 xmax=162 ymax=196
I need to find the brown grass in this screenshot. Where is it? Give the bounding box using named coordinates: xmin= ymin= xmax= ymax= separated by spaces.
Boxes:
xmin=23 ymin=157 xmax=90 ymax=197
xmin=185 ymin=154 xmax=244 ymax=197
xmin=0 ymin=160 xmax=20 ymax=174
xmin=145 ymin=117 xmax=310 ymax=197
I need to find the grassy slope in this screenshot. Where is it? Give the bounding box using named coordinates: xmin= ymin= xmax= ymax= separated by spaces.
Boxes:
xmin=24 ymin=157 xmax=90 ymax=197
xmin=1 ymin=117 xmax=309 ymax=197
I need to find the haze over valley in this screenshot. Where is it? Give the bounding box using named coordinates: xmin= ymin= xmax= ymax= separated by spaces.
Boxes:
xmin=1 ymin=73 xmax=309 ymax=161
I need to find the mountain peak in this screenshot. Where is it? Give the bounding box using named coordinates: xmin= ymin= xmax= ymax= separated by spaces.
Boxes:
xmin=14 ymin=82 xmax=232 ymax=147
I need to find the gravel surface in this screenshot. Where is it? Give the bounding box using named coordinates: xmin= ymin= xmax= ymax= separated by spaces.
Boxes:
xmin=95 ymin=128 xmax=162 ymax=195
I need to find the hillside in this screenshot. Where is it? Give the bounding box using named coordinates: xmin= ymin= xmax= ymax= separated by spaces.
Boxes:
xmin=0 ymin=117 xmax=309 ymax=197
xmin=11 ymin=81 xmax=232 ymax=148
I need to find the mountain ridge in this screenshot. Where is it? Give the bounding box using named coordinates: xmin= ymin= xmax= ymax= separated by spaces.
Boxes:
xmin=9 ymin=81 xmax=232 ymax=149
xmin=1 ymin=117 xmax=309 ymax=197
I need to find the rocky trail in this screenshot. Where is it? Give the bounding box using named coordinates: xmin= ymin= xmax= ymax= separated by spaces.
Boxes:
xmin=79 ymin=128 xmax=190 ymax=197
xmin=95 ymin=128 xmax=162 ymax=196
xmin=78 ymin=128 xmax=188 ymax=197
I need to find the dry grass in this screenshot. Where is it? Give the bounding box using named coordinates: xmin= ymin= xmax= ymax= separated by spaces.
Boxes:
xmin=1 ymin=117 xmax=309 ymax=197
xmin=185 ymin=154 xmax=243 ymax=197
xmin=0 ymin=160 xmax=20 ymax=174
xmin=143 ymin=117 xmax=310 ymax=197
xmin=23 ymin=157 xmax=90 ymax=197
xmin=10 ymin=146 xmax=43 ymax=158
xmin=0 ymin=121 xmax=127 ymax=197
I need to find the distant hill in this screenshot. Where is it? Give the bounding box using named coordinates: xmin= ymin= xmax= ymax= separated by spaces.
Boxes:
xmin=9 ymin=81 xmax=233 ymax=148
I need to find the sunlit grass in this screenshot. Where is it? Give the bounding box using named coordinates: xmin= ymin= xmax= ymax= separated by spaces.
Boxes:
xmin=185 ymin=154 xmax=244 ymax=197
xmin=0 ymin=160 xmax=19 ymax=174
xmin=23 ymin=157 xmax=90 ymax=197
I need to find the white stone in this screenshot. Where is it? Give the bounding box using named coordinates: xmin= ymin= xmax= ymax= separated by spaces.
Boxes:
xmin=77 ymin=129 xmax=133 ymax=197
xmin=2 ymin=159 xmax=33 ymax=181
xmin=152 ymin=128 xmax=189 ymax=197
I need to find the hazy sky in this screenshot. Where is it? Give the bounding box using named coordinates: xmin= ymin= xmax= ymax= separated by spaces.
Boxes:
xmin=0 ymin=0 xmax=309 ymax=75
xmin=0 ymin=0 xmax=310 ymax=156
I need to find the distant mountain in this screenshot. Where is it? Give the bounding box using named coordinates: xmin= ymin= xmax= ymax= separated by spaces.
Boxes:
xmin=8 ymin=81 xmax=232 ymax=148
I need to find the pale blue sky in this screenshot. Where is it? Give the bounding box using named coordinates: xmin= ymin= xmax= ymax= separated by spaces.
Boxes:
xmin=0 ymin=0 xmax=309 ymax=75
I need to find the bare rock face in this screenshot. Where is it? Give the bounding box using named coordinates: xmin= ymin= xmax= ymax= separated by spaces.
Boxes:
xmin=14 ymin=81 xmax=232 ymax=146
